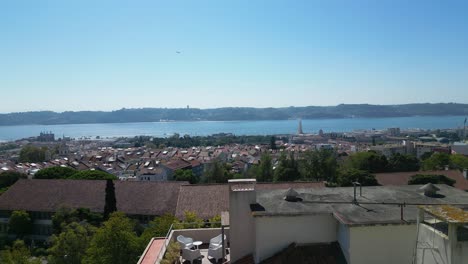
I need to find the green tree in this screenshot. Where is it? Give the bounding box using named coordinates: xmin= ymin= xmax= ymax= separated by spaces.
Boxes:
xmin=139 ymin=214 xmax=176 ymax=248
xmin=84 ymin=212 xmax=140 ymax=264
xmin=34 ymin=166 xmax=77 ymax=179
xmin=420 ymin=151 xmax=433 ymax=161
xmin=421 ymin=152 xmax=450 ymax=170
xmin=103 ymin=180 xmax=117 ymax=220
xmin=449 ymin=154 xmax=468 ymax=170
xmin=52 ymin=207 xmax=103 ymax=234
xmin=0 ymin=143 xmax=18 ymax=152
xmin=244 ymin=164 xmax=259 ymax=179
xmin=408 ymin=174 xmax=456 ymax=186
xmin=345 ymin=151 xmax=388 ymax=173
xmin=19 ymin=145 xmax=48 ymax=163
xmin=204 ymin=159 xmax=230 ymax=183
xmin=174 ymin=169 xmax=198 ymax=184
xmin=256 ymin=153 xmax=273 ymax=182
xmin=68 ymin=170 xmax=117 ymax=180
xmin=336 ymin=168 xmax=379 ymax=187
xmin=274 ymin=152 xmax=300 ymax=182
xmin=209 ymin=215 xmax=222 ymax=228
xmin=0 ymin=171 xmax=27 ymax=194
xmin=160 ymin=241 xmax=180 ymax=264
xmin=387 ymin=153 xmax=420 ymax=172
xmin=270 ymin=136 xmax=277 ymax=150
xmin=0 ymin=240 xmax=41 ymax=264
xmin=8 ymin=211 xmax=32 ymax=238
xmin=299 ymin=149 xmax=337 ymax=182
xmin=175 ymin=211 xmax=203 ymax=229
xmin=47 ymin=222 xmax=96 ymax=264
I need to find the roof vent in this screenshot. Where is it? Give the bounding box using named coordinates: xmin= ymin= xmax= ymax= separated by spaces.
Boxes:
xmin=420 ymin=183 xmax=440 ymax=197
xmin=284 ymin=188 xmax=302 ymax=202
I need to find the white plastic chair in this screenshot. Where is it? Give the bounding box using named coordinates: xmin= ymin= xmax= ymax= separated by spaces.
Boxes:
xmin=182 ymin=247 xmax=202 ymax=264
xmin=209 ymin=234 xmax=227 ymax=249
xmin=208 ymin=244 xmax=223 ymax=262
xmin=177 ymin=235 xmax=194 ymax=249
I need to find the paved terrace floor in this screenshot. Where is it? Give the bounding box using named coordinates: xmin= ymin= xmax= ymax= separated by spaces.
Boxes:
xmin=181 ymin=244 xmax=230 ymax=264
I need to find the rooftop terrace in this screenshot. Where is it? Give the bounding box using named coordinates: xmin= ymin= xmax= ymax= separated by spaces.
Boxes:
xmin=253 ymin=185 xmax=468 ymax=225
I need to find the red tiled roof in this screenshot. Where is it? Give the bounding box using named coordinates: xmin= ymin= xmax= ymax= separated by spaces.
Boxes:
xmin=163 ymin=159 xmax=192 ymax=171
xmin=0 ymin=179 xmax=184 ymax=216
xmin=0 ymin=179 xmax=105 ymax=213
xmin=375 ymin=170 xmax=468 ymax=191
xmin=115 ymin=181 xmax=183 ymax=215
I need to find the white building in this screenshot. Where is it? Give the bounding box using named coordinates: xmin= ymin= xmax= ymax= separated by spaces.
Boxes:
xmin=452 ymin=142 xmax=468 ymax=156
xmin=369 ymin=144 xmax=407 ymax=158
xmin=140 ymin=180 xmax=468 ymax=264
xmin=228 ymin=180 xmax=468 ymax=264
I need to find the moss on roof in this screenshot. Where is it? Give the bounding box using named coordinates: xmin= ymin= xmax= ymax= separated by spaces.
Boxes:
xmin=421 ymin=205 xmax=468 ymax=223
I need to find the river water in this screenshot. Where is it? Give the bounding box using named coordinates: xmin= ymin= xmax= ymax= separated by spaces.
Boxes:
xmin=0 ymin=116 xmax=465 ymax=141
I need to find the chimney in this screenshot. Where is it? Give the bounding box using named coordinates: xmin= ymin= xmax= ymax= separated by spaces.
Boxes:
xmin=352 ymin=181 xmax=362 ymax=204
xmin=229 ymin=179 xmax=256 ymax=263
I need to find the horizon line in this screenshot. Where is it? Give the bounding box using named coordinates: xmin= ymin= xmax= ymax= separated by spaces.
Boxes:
xmin=1 ymin=102 xmax=467 ymax=115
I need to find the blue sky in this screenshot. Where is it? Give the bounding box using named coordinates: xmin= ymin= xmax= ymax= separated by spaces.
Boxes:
xmin=1 ymin=0 xmax=467 ymax=113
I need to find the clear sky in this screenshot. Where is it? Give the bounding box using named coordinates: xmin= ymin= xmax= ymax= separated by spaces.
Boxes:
xmin=1 ymin=0 xmax=467 ymax=113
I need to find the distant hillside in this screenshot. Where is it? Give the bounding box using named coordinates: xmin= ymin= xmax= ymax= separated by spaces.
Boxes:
xmin=0 ymin=103 xmax=467 ymax=126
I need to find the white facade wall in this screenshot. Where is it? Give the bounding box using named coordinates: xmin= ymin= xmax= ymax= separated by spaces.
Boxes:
xmin=416 ymin=146 xmax=433 ymax=159
xmin=415 ymin=223 xmax=450 ymax=264
xmin=337 ymin=223 xmax=350 ymax=263
xmin=229 ymin=187 xmax=256 ymax=263
xmin=349 ymin=224 xmax=416 ymax=264
xmin=416 ymin=223 xmax=468 ymax=264
xmin=254 ymin=214 xmax=337 ymax=263
xmin=137 ymin=171 xmax=168 ymax=181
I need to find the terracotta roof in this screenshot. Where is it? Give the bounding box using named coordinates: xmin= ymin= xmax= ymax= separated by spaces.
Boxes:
xmin=115 ymin=181 xmax=182 ymax=215
xmin=175 ymin=182 xmax=325 ymax=219
xmin=0 ymin=179 xmax=105 ymax=213
xmin=176 ymin=184 xmax=229 ymax=219
xmin=162 ymin=159 xmax=192 ymax=171
xmin=375 ymin=170 xmax=468 ymax=190
xmin=0 ymin=179 xmax=184 ymax=216
xmin=188 ymin=159 xmax=202 ymax=167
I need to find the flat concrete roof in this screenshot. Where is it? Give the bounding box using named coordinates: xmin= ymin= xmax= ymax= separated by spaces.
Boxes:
xmin=253 ymin=185 xmax=468 ymax=226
